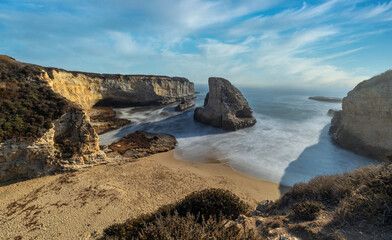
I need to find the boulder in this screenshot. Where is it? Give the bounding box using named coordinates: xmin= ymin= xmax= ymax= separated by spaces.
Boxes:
xmin=329 ymin=70 xmax=392 ymax=161
xmin=194 ymin=77 xmax=256 ymax=131
xmin=175 ymin=100 xmax=195 ymax=111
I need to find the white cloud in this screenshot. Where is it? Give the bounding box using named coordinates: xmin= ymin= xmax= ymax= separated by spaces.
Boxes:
xmin=228 ymin=0 xmax=339 ymax=37
xmin=354 ymin=1 xmax=392 ymax=20
xmin=198 ymin=39 xmax=250 ymax=57
xmin=109 ymin=32 xmax=156 ymax=56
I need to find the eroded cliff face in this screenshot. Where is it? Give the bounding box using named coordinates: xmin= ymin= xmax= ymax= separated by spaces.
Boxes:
xmin=0 ymin=107 xmax=106 ymax=183
xmin=40 ymin=69 xmax=195 ymax=109
xmin=330 ymin=70 xmax=392 ymax=161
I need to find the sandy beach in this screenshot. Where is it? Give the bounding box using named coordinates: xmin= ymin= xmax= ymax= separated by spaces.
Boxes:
xmin=0 ymin=150 xmax=285 ymax=240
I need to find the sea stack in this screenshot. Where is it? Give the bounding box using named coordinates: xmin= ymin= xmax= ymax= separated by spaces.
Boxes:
xmin=194 ymin=77 xmax=256 ymax=131
xmin=329 ymin=70 xmax=392 ymax=161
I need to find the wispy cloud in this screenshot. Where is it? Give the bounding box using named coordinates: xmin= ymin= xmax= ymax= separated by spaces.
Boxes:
xmin=0 ymin=0 xmax=391 ymax=87
xmin=353 ymin=1 xmax=392 ymax=20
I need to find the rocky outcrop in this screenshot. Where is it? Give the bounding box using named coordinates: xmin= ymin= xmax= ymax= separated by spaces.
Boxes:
xmin=194 ymin=77 xmax=256 ymax=130
xmin=103 ymin=131 xmax=177 ymax=159
xmin=0 ymin=107 xmax=106 ymax=183
xmin=175 ymin=100 xmax=195 ymax=111
xmin=308 ymin=96 xmax=342 ymax=103
xmin=330 ymin=70 xmax=392 ymax=161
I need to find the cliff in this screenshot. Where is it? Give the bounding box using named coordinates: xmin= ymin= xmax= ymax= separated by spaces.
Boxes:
xmin=1 ymin=55 xmax=195 ymax=109
xmin=37 ymin=70 xmax=194 ymax=110
xmin=194 ymin=77 xmax=256 ymax=130
xmin=330 ymin=70 xmax=392 ymax=161
xmin=0 ymin=107 xmax=106 ymax=183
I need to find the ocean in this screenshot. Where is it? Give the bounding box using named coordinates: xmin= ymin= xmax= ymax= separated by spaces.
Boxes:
xmin=99 ymin=85 xmax=375 ymax=187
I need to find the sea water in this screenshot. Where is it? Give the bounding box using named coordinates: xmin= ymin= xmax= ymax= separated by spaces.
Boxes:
xmin=99 ymin=85 xmax=375 ymax=187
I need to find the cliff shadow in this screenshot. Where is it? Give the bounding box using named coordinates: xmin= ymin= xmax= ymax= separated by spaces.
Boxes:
xmin=279 ymin=124 xmax=375 ymax=194
xmin=99 ymin=107 xmax=227 ymax=145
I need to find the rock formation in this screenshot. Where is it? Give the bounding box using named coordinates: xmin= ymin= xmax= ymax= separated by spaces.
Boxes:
xmin=175 ymin=100 xmax=195 ymax=111
xmin=0 ymin=107 xmax=106 ymax=183
xmin=330 ymin=70 xmax=392 ymax=161
xmin=103 ymin=131 xmax=177 ymax=159
xmin=194 ymin=77 xmax=256 ymax=131
xmin=308 ymin=96 xmax=342 ymax=103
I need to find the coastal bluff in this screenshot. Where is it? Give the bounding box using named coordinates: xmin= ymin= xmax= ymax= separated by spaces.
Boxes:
xmin=0 ymin=55 xmax=194 ymax=183
xmin=43 ymin=71 xmax=195 ymax=109
xmin=194 ymin=77 xmax=256 ymax=131
xmin=1 ymin=55 xmax=196 ymax=109
xmin=330 ymin=70 xmax=392 ymax=161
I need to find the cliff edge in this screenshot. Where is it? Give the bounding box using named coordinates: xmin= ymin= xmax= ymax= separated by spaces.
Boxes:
xmin=0 ymin=55 xmax=195 ymax=109
xmin=330 ymin=70 xmax=392 ymax=161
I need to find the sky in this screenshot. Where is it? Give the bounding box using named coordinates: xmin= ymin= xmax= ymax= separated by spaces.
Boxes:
xmin=0 ymin=0 xmax=391 ymax=87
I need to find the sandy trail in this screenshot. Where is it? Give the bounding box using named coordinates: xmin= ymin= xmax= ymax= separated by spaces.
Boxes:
xmin=0 ymin=151 xmax=284 ymax=240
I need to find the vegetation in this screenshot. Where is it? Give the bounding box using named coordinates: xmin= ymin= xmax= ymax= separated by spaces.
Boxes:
xmin=102 ymin=164 xmax=392 ymax=239
xmin=258 ymin=164 xmax=392 ymax=239
xmin=272 ymin=164 xmax=392 ymax=225
xmin=103 ymin=188 xmax=253 ymax=239
xmin=291 ymin=201 xmax=324 ymax=221
xmin=0 ymin=56 xmax=69 ymax=143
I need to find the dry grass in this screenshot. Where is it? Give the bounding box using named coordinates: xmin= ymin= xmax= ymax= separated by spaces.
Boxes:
xmin=256 ymin=164 xmax=392 ymax=239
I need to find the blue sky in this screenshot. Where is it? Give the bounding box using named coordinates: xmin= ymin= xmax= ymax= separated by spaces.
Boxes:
xmin=0 ymin=0 xmax=391 ymax=87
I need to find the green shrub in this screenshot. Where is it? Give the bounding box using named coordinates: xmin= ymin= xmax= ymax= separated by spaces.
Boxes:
xmin=0 ymin=75 xmax=69 ymax=142
xmin=291 ymin=201 xmax=324 ymax=221
xmin=103 ymin=188 xmax=251 ymax=239
xmin=174 ymin=188 xmax=250 ymax=221
xmin=43 ymin=122 xmax=53 ymax=129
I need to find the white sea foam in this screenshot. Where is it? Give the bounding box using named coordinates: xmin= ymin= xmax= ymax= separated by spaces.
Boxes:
xmin=99 ymin=87 xmax=375 ymax=187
